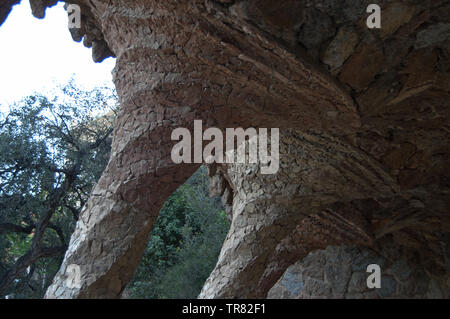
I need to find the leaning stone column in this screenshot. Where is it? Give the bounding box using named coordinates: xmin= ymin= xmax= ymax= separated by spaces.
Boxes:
xmin=200 ymin=129 xmax=398 ymax=298
xmin=45 ymin=95 xmax=203 ymax=298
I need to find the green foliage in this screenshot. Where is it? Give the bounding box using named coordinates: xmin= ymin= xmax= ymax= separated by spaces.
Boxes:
xmin=0 ymin=81 xmax=117 ymax=298
xmin=129 ymin=167 xmax=230 ymax=299
xmin=5 ymin=233 xmax=33 ymax=260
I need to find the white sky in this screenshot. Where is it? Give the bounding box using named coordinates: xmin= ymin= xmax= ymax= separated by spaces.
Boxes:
xmin=0 ymin=1 xmax=116 ymax=108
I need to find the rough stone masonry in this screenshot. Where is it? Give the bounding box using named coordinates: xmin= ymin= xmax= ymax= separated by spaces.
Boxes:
xmin=1 ymin=0 xmax=449 ymax=298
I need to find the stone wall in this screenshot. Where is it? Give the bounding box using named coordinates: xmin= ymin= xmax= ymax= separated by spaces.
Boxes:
xmin=269 ymin=237 xmax=450 ymax=299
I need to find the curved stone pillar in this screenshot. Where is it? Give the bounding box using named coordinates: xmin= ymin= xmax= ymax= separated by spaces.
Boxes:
xmin=45 ymin=105 xmax=202 ymax=298
xmin=199 ymin=130 xmax=398 ymax=298
xmin=201 ymin=126 xmax=450 ymax=298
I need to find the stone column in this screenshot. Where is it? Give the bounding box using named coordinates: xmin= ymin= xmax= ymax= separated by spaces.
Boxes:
xmin=200 ymin=129 xmax=397 ymax=298
xmin=45 ymin=87 xmax=203 ymax=298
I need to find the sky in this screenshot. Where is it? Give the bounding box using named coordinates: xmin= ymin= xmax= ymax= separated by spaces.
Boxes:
xmin=0 ymin=1 xmax=116 ymax=109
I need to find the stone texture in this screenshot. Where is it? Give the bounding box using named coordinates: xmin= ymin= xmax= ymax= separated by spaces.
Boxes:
xmin=200 ymin=129 xmax=395 ymax=298
xmin=321 ymin=25 xmax=359 ymax=71
xmin=29 ymin=0 xmax=57 ymax=18
xmin=0 ymin=0 xmax=448 ymax=299
xmin=339 ymin=42 xmax=385 ymax=91
xmin=0 ymin=0 xmax=20 ymax=26
xmin=269 ymin=241 xmax=450 ymax=299
xmin=380 ymin=2 xmax=416 ymax=38
xmin=298 ymin=8 xmax=335 ymax=47
xmin=415 ymin=23 xmax=450 ymax=49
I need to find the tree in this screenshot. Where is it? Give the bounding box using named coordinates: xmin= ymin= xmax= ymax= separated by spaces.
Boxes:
xmin=128 ymin=166 xmax=230 ymax=299
xmin=0 ymin=81 xmax=117 ymax=298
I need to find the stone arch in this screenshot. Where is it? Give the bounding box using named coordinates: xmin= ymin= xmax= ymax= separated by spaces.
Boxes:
xmin=0 ymin=0 xmax=448 ymax=299
xmin=39 ymin=0 xmax=359 ymax=298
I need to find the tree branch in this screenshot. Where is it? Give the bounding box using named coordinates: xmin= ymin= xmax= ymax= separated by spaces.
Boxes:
xmin=88 ymin=127 xmax=113 ymax=150
xmin=0 ymin=159 xmax=81 ymax=297
xmin=0 ymin=245 xmax=66 ymax=296
xmin=48 ymin=223 xmax=66 ymax=245
xmin=0 ymin=223 xmax=34 ymax=234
